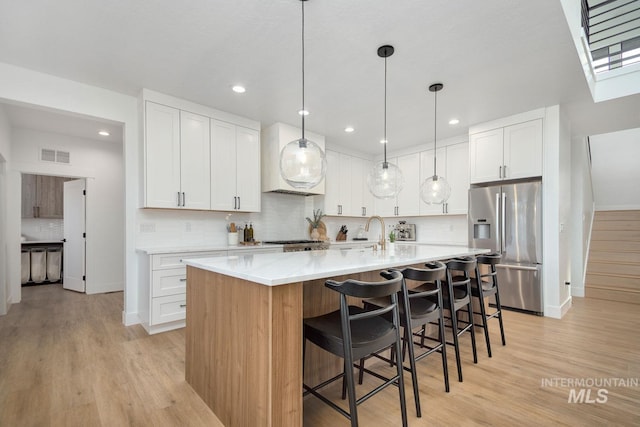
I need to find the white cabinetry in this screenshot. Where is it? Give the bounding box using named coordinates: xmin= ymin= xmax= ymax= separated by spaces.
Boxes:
xmin=375 ymin=153 xmax=420 ymax=217
xmin=139 ymin=246 xmax=282 ymax=334
xmin=211 ymin=120 xmax=261 ymax=212
xmin=144 ymin=102 xmax=211 ymax=209
xmin=352 ymin=156 xmax=374 ymax=217
xmin=324 ymin=152 xmax=374 ymax=217
xmin=139 ymin=250 xmax=226 ymax=334
xmin=469 ymin=119 xmax=542 ymax=184
xmin=261 ymin=122 xmax=326 ymax=195
xmin=420 ymin=142 xmax=469 ymax=215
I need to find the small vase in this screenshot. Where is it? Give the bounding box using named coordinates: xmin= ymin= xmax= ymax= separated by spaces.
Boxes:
xmin=310 ymin=227 xmax=320 ymax=241
xmin=228 ymin=232 xmax=239 ymax=246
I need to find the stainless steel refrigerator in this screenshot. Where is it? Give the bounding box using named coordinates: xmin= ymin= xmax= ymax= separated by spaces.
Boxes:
xmin=468 ymin=181 xmax=543 ymax=315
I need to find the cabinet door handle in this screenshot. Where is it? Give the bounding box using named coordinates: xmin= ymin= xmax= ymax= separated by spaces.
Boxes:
xmin=499 ymin=165 xmax=502 ymax=178
xmin=179 ymin=278 xmax=187 ymax=282
xmin=503 ymin=165 xmax=507 ymax=178
xmin=182 ymin=192 xmax=186 ymax=207
xmin=238 ymin=196 xmax=241 ymax=210
xmin=179 ymin=304 xmax=187 ymax=308
xmin=233 ymin=196 xmax=237 ymax=209
xmin=177 ymin=192 xmax=181 ymax=207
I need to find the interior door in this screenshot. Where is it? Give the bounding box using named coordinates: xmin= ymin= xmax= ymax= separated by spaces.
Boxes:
xmin=63 ymin=179 xmax=86 ymax=292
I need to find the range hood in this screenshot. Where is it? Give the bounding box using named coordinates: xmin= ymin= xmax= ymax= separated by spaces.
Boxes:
xmin=261 ymin=122 xmax=326 ymax=196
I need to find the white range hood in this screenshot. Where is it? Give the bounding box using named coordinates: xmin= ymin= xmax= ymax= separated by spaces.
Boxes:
xmin=261 ymin=122 xmax=326 ymax=196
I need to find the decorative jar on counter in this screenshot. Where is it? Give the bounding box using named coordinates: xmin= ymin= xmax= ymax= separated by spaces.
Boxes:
xmin=228 ymin=232 xmax=239 ymax=246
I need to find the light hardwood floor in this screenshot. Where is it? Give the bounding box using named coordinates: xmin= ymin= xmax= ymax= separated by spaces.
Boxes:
xmin=1 ymin=284 xmax=639 ymax=426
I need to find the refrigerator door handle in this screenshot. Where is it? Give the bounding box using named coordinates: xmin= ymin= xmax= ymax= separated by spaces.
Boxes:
xmin=496 ymin=264 xmax=539 ymax=271
xmin=495 ymin=192 xmax=501 ymax=251
xmin=501 ymin=192 xmax=506 ymax=253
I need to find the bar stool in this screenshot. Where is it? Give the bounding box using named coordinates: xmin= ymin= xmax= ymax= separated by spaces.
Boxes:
xmin=440 ymin=257 xmax=478 ymax=382
xmin=471 ymin=253 xmax=506 ymax=357
xmin=303 ymin=270 xmax=408 ymax=427
xmin=360 ymin=262 xmax=449 ymax=418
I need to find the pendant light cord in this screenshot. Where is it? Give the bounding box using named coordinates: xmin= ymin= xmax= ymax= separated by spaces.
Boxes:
xmin=383 ymin=55 xmax=388 ymax=166
xmin=433 ymin=87 xmax=438 ymax=178
xmin=301 ymin=0 xmax=306 ymax=140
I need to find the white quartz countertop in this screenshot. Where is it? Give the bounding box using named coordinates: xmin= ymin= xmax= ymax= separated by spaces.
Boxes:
xmin=137 ymin=243 xmax=283 ymax=255
xmin=183 ymin=244 xmax=489 ymax=286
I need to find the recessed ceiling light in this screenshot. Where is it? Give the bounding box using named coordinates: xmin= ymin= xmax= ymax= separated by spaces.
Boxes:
xmin=344 ymin=126 xmax=355 ymax=133
xmin=298 ymin=109 xmax=309 ymax=116
xmin=449 ymin=118 xmax=460 ymax=125
xmin=232 ymin=85 xmax=246 ymax=93
xmin=98 ymin=130 xmax=110 ymax=136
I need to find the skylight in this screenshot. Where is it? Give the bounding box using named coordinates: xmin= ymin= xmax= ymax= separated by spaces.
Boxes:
xmin=583 ymin=0 xmax=640 ymax=73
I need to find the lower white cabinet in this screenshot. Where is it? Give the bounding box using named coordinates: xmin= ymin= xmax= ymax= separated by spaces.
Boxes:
xmin=139 ymin=247 xmax=283 ymax=334
xmin=139 ymin=250 xmax=226 ymax=334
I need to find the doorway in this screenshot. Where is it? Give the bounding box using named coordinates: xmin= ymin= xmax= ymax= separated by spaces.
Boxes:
xmin=5 ymin=102 xmax=125 ymax=307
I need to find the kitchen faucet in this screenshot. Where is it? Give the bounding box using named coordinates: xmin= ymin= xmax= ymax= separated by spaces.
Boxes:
xmin=365 ymin=215 xmax=386 ymax=251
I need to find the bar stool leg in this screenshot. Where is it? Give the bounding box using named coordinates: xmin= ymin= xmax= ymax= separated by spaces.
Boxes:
xmin=495 ymin=292 xmax=507 ymax=346
xmin=437 ymin=304 xmax=450 ymax=392
xmin=478 ymin=286 xmax=493 ymax=357
xmin=404 ymin=324 xmax=422 ymax=417
xmin=466 ymin=282 xmax=478 ymax=364
xmin=449 ymin=297 xmax=463 ymax=382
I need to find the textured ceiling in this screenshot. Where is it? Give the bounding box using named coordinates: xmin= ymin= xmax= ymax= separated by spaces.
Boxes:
xmin=0 ymin=0 xmax=638 ymax=153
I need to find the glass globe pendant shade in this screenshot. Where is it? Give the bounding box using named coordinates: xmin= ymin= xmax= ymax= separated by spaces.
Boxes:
xmin=367 ymin=161 xmax=404 ymax=199
xmin=420 ymin=174 xmax=451 ymax=205
xmin=280 ymin=137 xmax=327 ymax=189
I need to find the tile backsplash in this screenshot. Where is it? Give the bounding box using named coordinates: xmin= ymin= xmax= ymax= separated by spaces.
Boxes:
xmin=21 ymin=218 xmax=64 ymax=241
xmin=136 ymin=192 xmax=310 ymax=248
xmin=135 ymin=192 xmax=469 ymax=249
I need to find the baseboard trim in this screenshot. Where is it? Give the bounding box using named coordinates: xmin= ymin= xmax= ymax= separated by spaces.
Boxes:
xmin=123 ymin=311 xmax=141 ymax=326
xmin=544 ymin=296 xmax=572 ymax=319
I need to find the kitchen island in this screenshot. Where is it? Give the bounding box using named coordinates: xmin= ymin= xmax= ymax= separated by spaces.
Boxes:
xmin=183 ymin=244 xmax=489 ymax=427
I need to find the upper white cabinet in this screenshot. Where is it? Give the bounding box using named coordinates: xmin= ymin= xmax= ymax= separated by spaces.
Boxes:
xmin=261 ymin=122 xmax=326 ymax=195
xmin=211 ymin=120 xmax=261 ymax=212
xmin=374 ymin=153 xmax=420 ymax=217
xmin=324 ymin=150 xmax=351 ymax=216
xmin=144 ymin=102 xmax=210 ymax=209
xmin=469 ymin=119 xmax=542 ymax=184
xmin=324 ymin=151 xmax=373 ymax=217
xmin=352 ymin=156 xmax=374 ymax=217
xmin=143 ymin=90 xmax=261 ymax=212
xmin=419 ymin=142 xmax=469 ymax=215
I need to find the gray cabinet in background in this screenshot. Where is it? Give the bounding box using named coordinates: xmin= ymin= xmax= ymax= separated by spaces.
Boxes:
xmin=21 ymin=174 xmax=72 ymax=218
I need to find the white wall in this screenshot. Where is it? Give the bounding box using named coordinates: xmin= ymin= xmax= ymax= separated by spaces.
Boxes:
xmin=12 ymin=128 xmax=124 ymax=294
xmin=542 ymin=105 xmax=573 ymax=319
xmin=0 ymin=105 xmax=9 ymax=315
xmin=589 ymin=128 xmax=640 ymax=210
xmin=0 ymin=62 xmax=138 ymax=321
xmin=570 ymin=136 xmax=595 ymax=297
xmin=558 ymin=106 xmax=572 ymax=308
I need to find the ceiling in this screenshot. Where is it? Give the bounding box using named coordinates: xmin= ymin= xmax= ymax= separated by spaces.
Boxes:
xmin=0 ymin=0 xmax=639 ymax=154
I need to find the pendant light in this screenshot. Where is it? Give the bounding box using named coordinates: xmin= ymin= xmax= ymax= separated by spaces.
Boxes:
xmin=420 ymin=83 xmax=451 ymax=204
xmin=367 ymin=45 xmax=404 ymax=199
xmin=279 ymin=0 xmax=326 ymax=189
